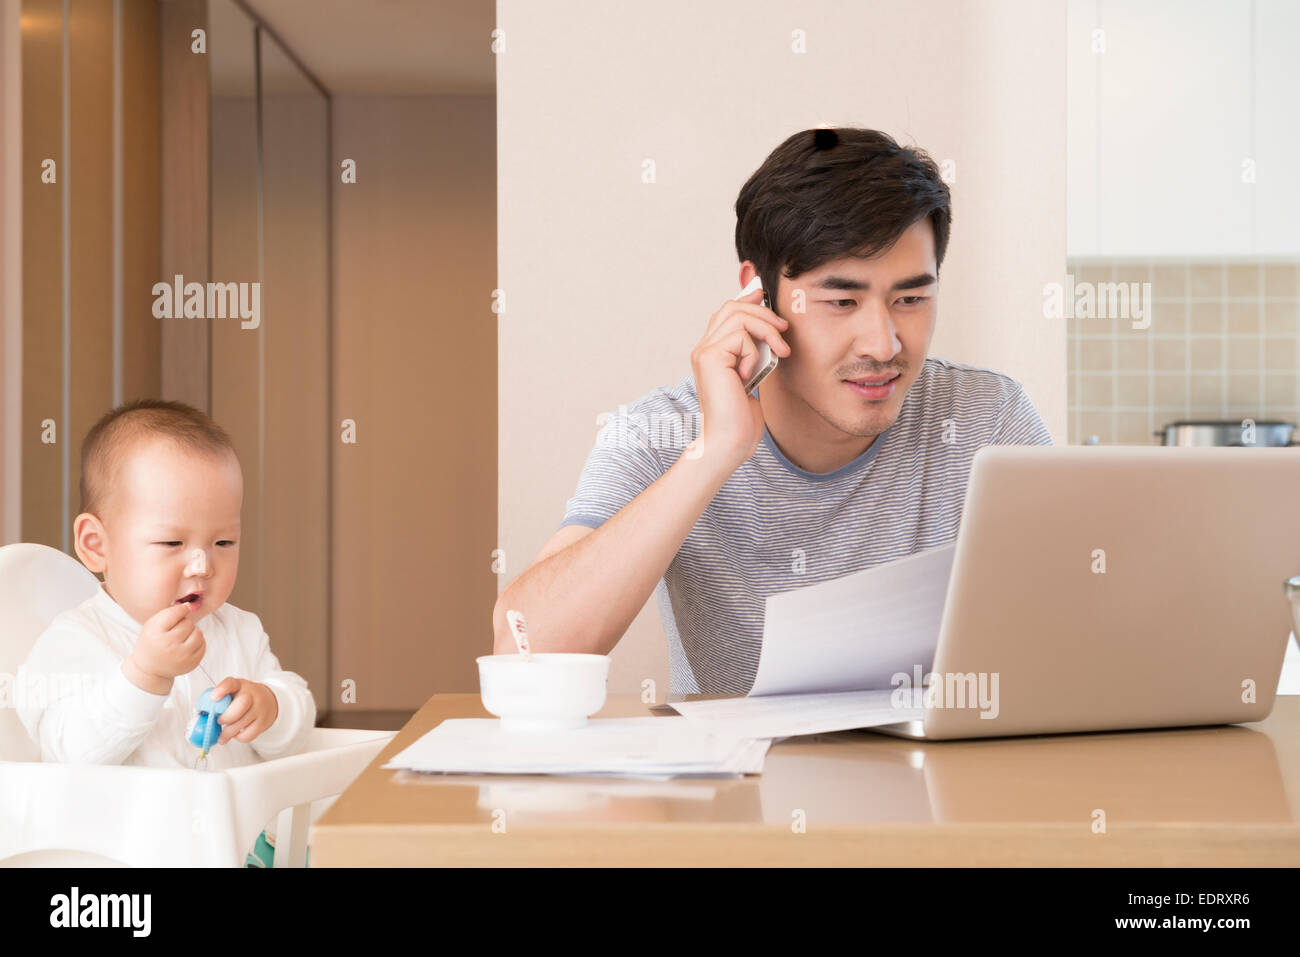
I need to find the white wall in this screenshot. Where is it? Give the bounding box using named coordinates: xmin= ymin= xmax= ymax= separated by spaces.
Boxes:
xmin=497 ymin=0 xmax=1069 ymax=696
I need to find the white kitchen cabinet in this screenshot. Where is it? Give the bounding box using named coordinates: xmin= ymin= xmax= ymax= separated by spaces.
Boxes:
xmin=1254 ymin=0 xmax=1300 ymax=255
xmin=1068 ymin=0 xmax=1296 ymax=256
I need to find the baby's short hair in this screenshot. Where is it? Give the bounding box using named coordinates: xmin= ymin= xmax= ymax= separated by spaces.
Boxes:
xmin=79 ymin=399 xmax=237 ymax=518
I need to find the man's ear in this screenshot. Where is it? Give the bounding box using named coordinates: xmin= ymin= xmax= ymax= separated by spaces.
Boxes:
xmin=73 ymin=512 xmax=108 ymax=575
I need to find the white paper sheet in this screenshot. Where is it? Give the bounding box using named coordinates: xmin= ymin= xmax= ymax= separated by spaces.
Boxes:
xmin=669 ymin=689 xmax=924 ymax=740
xmin=749 ymin=542 xmax=956 ymax=696
xmin=382 ymin=716 xmax=771 ymax=777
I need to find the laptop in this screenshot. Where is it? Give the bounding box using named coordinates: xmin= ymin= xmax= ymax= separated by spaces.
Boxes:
xmin=867 ymin=445 xmax=1300 ymax=740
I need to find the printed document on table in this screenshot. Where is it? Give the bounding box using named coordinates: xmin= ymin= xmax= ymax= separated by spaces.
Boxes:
xmin=670 ymin=689 xmax=924 ymax=740
xmin=748 ymin=542 xmax=956 ymax=697
xmin=382 ymin=716 xmax=771 ymax=777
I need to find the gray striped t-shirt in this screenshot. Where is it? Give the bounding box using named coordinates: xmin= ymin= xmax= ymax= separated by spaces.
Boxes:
xmin=560 ymin=355 xmax=1053 ymax=695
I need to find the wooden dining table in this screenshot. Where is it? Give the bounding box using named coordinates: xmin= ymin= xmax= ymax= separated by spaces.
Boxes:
xmin=309 ymin=692 xmax=1300 ymax=866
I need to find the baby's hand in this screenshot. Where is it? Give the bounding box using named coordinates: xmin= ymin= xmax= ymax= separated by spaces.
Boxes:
xmin=123 ymin=602 xmax=206 ymax=695
xmin=211 ymin=677 xmax=279 ymax=744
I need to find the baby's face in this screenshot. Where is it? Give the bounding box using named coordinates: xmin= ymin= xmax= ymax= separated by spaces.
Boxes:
xmin=99 ymin=439 xmax=243 ymax=626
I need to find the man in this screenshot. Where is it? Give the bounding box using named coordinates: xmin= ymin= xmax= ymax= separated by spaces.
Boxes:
xmin=493 ymin=127 xmax=1052 ymax=694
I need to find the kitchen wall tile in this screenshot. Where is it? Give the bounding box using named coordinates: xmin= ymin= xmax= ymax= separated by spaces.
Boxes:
xmin=1264 ymin=338 xmax=1295 ymax=372
xmin=1189 ymin=373 xmax=1222 ymax=408
xmin=1187 ymin=403 xmax=1222 ymax=421
xmin=1149 ymin=302 xmax=1184 ymax=335
xmin=1116 ymin=373 xmax=1148 ymax=407
xmin=1190 ymin=265 xmax=1223 ymax=297
xmin=1189 ymin=337 xmax=1222 ymax=370
xmin=1079 ymin=411 xmax=1111 ymax=444
xmin=1081 ymin=337 xmax=1112 ymax=369
xmin=1225 ymin=337 xmax=1258 ymax=371
xmin=1116 ymin=411 xmax=1151 ymax=444
xmin=1152 ymin=374 xmax=1186 ymax=409
xmin=1225 ymin=300 xmax=1259 ymax=333
xmin=1261 ymin=406 xmax=1298 ymax=422
xmin=1152 ymin=265 xmax=1187 ymax=300
xmin=1116 ymin=265 xmax=1150 ymax=287
xmin=1263 ymin=300 xmax=1297 ymax=335
xmin=1190 ymin=301 xmax=1224 ymax=334
xmin=1115 ymin=336 xmax=1148 ymax=371
xmin=1224 ymin=403 xmax=1259 ymax=421
xmin=1227 ymin=264 xmax=1261 ymax=298
xmin=1153 ymin=338 xmax=1187 ymax=371
xmin=1076 ymin=265 xmax=1113 ymax=286
xmin=1066 ymin=259 xmax=1298 ymax=444
xmin=1263 ymin=373 xmax=1296 ymax=407
xmin=1079 ymin=313 xmax=1118 ymax=336
xmin=1226 ymin=374 xmax=1260 ymax=407
xmin=1081 ymin=373 xmax=1113 ymax=407
xmin=1264 ymin=265 xmax=1298 ymax=298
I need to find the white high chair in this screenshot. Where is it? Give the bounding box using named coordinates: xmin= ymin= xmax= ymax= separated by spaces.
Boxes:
xmin=0 ymin=543 xmax=395 ymax=867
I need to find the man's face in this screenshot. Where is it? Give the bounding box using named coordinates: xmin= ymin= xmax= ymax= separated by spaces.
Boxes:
xmin=771 ymin=217 xmax=938 ymax=439
xmin=95 ymin=439 xmax=243 ymax=626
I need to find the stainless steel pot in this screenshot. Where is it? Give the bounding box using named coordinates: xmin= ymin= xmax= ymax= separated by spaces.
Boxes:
xmin=1155 ymin=420 xmax=1300 ymax=447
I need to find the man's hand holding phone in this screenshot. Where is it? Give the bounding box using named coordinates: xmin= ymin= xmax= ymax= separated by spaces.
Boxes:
xmin=492 ymin=276 xmax=791 ymax=659
xmin=689 ymin=278 xmax=791 ymax=469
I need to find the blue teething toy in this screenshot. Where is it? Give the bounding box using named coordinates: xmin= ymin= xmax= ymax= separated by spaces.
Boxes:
xmin=188 ymin=687 xmax=234 ymax=756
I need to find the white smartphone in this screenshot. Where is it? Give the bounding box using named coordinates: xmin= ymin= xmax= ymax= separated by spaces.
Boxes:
xmin=733 ymin=276 xmax=780 ymax=395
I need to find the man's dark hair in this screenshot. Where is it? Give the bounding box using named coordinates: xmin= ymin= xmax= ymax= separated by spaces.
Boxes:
xmin=734 ymin=127 xmax=952 ymax=301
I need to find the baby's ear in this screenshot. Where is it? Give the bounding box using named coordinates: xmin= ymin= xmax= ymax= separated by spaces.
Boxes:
xmin=73 ymin=512 xmax=108 ymax=574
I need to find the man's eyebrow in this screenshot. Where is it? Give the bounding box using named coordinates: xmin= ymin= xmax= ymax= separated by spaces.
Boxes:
xmin=813 ymin=272 xmax=937 ymax=292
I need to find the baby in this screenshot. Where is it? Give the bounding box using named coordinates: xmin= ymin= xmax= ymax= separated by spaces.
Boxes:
xmin=17 ymin=399 xmax=316 ymax=772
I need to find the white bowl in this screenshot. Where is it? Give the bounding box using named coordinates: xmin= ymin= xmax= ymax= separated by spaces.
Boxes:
xmin=476 ymin=653 xmax=610 ymax=732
